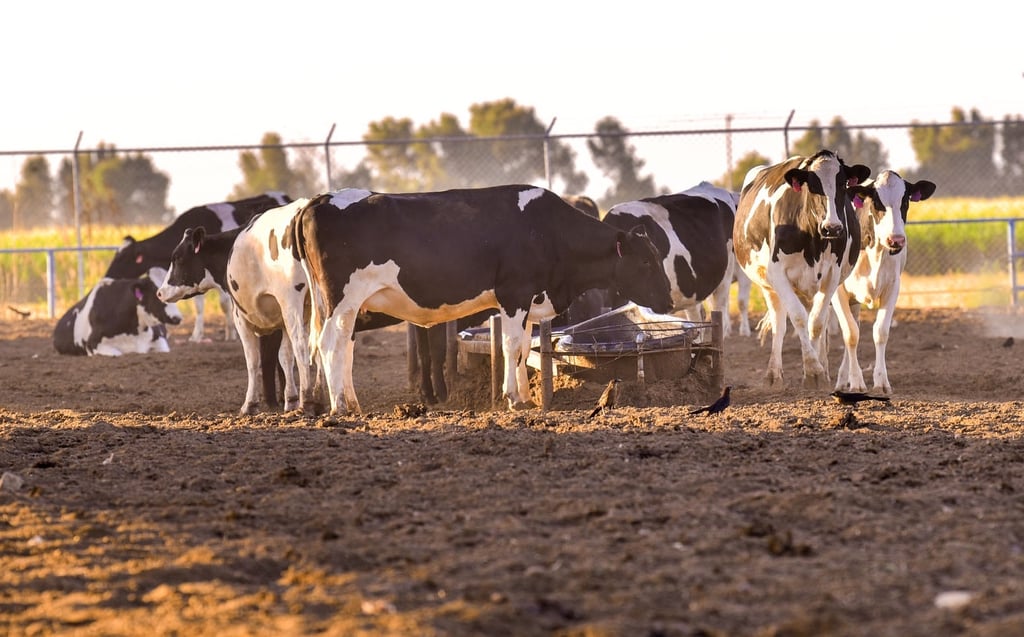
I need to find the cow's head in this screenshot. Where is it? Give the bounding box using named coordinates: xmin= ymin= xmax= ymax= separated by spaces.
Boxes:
xmin=134 ymin=276 xmax=183 ymax=327
xmin=850 ymin=170 xmax=937 ymax=255
xmin=784 ymin=150 xmax=870 ymax=239
xmin=156 ymin=227 xmax=218 ymax=303
xmin=104 ymin=236 xmax=151 ymax=278
xmin=611 ymin=226 xmax=673 ymax=314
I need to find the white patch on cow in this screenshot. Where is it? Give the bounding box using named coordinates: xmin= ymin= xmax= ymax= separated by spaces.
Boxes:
xmin=517 ymin=187 xmax=545 ymax=211
xmin=207 ymin=202 xmax=237 ymax=229
xmin=330 ymin=188 xmax=372 ymax=210
xmin=148 ymin=267 xmax=167 ymax=287
xmin=681 ymin=181 xmax=739 ymax=208
xmin=801 ymin=153 xmax=843 ymax=231
xmin=157 ymin=268 xmax=219 ymax=303
xmin=72 ymin=280 xmax=106 ymax=348
xmin=353 ymin=260 xmax=498 ymax=325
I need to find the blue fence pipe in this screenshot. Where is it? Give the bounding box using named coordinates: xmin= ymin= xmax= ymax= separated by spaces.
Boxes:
xmin=0 ymin=245 xmax=120 ymax=318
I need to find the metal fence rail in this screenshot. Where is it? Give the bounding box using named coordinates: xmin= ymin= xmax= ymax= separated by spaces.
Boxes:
xmin=2 ymin=217 xmax=1022 ymax=320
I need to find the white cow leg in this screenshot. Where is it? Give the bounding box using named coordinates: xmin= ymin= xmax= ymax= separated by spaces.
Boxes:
xmin=234 ymin=314 xmax=263 ymax=415
xmin=219 ymin=292 xmax=237 ymax=341
xmin=500 ymin=314 xmax=533 ymax=409
xmin=190 ymin=295 xmax=206 ymax=342
xmin=277 ymin=335 xmax=299 ymax=412
xmin=830 ymin=293 xmax=866 ymax=392
xmin=872 ymin=305 xmax=896 ymax=394
xmin=736 ymin=273 xmax=752 ymax=337
xmin=318 ymin=307 xmax=362 ymax=416
xmin=807 ymin=291 xmax=833 ymax=386
xmin=283 ymin=309 xmax=321 ymax=416
xmin=705 ymin=269 xmax=733 ymax=337
xmin=762 ymin=290 xmax=787 ymax=387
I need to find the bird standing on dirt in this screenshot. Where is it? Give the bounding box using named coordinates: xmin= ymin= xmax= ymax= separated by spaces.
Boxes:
xmin=830 ymin=390 xmax=891 ymax=406
xmin=589 ymin=378 xmax=621 ymax=418
xmin=689 ymin=385 xmax=732 ymax=415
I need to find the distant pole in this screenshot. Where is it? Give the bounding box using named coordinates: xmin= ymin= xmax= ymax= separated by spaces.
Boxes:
xmin=324 ymin=123 xmax=336 ymax=192
xmin=72 ymin=131 xmax=84 ymax=298
xmin=543 ymin=117 xmax=557 ymax=189
xmin=725 ymin=114 xmax=734 ymax=190
xmin=783 ymin=110 xmax=795 ymax=158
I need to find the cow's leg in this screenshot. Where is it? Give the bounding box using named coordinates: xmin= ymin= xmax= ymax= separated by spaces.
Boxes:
xmin=282 ymin=302 xmax=321 ymax=416
xmin=761 ymin=289 xmax=788 ymax=387
xmin=705 ymin=260 xmax=734 ymax=337
xmin=233 ymin=312 xmax=264 ymax=415
xmin=776 ymin=283 xmax=826 ymax=388
xmin=219 ymin=291 xmax=237 ymax=341
xmin=809 ymin=291 xmax=833 ymax=385
xmin=872 ymin=302 xmax=897 ymax=394
xmin=427 ymin=324 xmax=448 ymax=403
xmin=190 ymin=294 xmax=206 ymax=342
xmin=414 ymin=326 xmax=439 ymax=404
xmin=317 ymin=306 xmax=361 ymax=416
xmin=259 ymin=331 xmax=283 ymax=410
xmin=500 ymin=313 xmax=534 ymax=410
xmin=735 ymin=270 xmax=753 ymax=337
xmin=830 ymin=292 xmax=866 ymax=392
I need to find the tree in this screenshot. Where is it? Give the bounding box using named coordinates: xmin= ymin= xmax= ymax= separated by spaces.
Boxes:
xmin=0 ymin=189 xmax=13 ymax=231
xmin=55 ymin=143 xmax=171 ymax=226
xmin=716 ymin=150 xmax=771 ymax=191
xmin=792 ymin=117 xmax=888 ymax=170
xmin=587 ymin=116 xmax=660 ymax=207
xmin=909 ymin=107 xmax=996 ymax=196
xmin=359 ymin=98 xmax=588 ymax=194
xmin=232 ymin=132 xmax=322 ymax=200
xmin=13 ymin=155 xmax=54 ymax=229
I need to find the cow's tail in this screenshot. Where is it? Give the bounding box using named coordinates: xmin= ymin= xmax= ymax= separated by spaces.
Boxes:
xmin=290 ymin=202 xmax=326 ymax=366
xmin=756 ymin=313 xmax=773 ymax=346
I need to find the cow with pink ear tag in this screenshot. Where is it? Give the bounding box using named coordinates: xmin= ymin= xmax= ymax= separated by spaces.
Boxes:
xmin=831 ymin=170 xmax=937 ymax=394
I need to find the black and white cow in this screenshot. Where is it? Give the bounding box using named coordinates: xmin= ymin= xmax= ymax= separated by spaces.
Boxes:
xmin=602 ymin=182 xmax=737 ymax=331
xmin=831 ymin=170 xmax=936 ymax=394
xmin=734 ymin=150 xmax=871 ymax=387
xmin=157 ymin=193 xmax=409 ymax=415
xmin=53 ymin=269 xmax=183 ymax=356
xmin=290 ymin=185 xmax=672 ymax=415
xmin=105 ymin=192 xmax=291 ymax=342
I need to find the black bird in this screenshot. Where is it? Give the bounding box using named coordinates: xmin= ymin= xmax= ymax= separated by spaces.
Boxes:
xmin=1003 ymin=337 xmax=1015 ymax=348
xmin=589 ymin=378 xmax=622 ymax=418
xmin=7 ymin=306 xmax=30 ymax=319
xmin=689 ymin=385 xmax=732 ymax=415
xmin=830 ymin=390 xmax=891 ymax=406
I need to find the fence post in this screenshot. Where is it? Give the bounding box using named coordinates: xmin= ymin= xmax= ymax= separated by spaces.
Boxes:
xmin=543 ymin=117 xmax=556 ymax=189
xmin=1008 ymin=219 xmax=1020 ymax=306
xmin=46 ymin=249 xmax=56 ymax=318
xmin=72 ymin=131 xmax=85 ymax=298
xmin=323 ymin=123 xmax=336 ymax=192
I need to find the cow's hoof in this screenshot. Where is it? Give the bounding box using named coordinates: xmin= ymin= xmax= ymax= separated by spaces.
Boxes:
xmin=509 ymin=399 xmax=537 ymax=411
xmin=284 ymin=397 xmax=300 ymax=412
xmin=239 ymin=403 xmax=260 ymax=416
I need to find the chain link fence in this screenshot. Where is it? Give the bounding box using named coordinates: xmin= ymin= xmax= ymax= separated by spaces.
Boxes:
xmin=2 ymin=119 xmax=1023 ymax=317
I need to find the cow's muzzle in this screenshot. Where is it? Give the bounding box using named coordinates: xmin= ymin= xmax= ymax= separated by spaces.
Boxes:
xmin=819 ymin=223 xmax=846 ymax=239
xmin=887 ymin=235 xmax=906 ymax=255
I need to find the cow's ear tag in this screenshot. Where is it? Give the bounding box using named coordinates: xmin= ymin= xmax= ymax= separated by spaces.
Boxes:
xmin=616 ymin=241 xmax=622 ymax=258
xmin=135 ymin=254 xmax=143 ymax=264
xmin=789 ymin=179 xmax=802 ymax=192
xmin=194 ymin=241 xmax=202 ymax=254
xmin=911 ymin=191 xmax=922 ymax=202
xmin=853 ymin=195 xmax=864 ymax=209
xmin=847 ymin=177 xmax=859 ymax=187
xmin=134 ymin=287 xmax=144 ymax=301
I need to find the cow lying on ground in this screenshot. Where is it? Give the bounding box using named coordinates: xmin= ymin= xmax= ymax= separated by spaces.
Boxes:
xmin=602 ymin=182 xmax=738 ymax=331
xmin=290 ymin=185 xmax=672 ymax=415
xmin=53 ymin=270 xmax=182 ymax=356
xmin=734 ymin=150 xmax=871 ymax=387
xmin=831 ymin=170 xmax=936 ymax=394
xmin=105 ymin=192 xmax=291 ymax=342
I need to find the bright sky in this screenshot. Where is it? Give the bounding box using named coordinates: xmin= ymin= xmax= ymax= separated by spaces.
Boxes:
xmin=4 ymin=1 xmax=1022 ymax=215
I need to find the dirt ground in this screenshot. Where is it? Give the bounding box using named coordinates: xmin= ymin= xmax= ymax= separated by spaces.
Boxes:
xmin=2 ymin=304 xmax=1024 ymax=636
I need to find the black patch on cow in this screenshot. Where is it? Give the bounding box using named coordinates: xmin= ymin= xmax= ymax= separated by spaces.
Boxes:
xmin=230 ymin=277 xmax=240 ymax=292
xmin=103 ymin=193 xmax=291 ymax=279
xmin=268 ymin=229 xmax=279 ymax=261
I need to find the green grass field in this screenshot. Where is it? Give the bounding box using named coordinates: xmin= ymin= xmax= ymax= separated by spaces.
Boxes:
xmin=2 ymin=196 xmax=1023 ymax=320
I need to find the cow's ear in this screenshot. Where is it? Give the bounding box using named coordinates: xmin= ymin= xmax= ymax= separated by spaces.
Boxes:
xmin=847 ymin=164 xmax=871 ymax=186
xmin=783 ymin=168 xmax=806 ymax=192
xmin=191 ymin=227 xmax=207 ymax=253
xmin=910 ymin=180 xmax=937 ymax=202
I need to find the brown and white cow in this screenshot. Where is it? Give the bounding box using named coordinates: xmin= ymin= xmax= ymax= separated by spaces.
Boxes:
xmin=290 ymin=185 xmax=672 ymax=415
xmin=831 ymin=170 xmax=936 ymax=394
xmin=734 ymin=150 xmax=871 ymax=387
xmin=603 ymin=181 xmax=740 ymax=333
xmin=106 ymin=192 xmax=291 ymax=342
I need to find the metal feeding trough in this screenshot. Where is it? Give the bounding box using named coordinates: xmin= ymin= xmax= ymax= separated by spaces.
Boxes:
xmin=549 ymin=302 xmax=710 ymax=383
xmin=454 ymin=304 xmax=724 ymax=409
